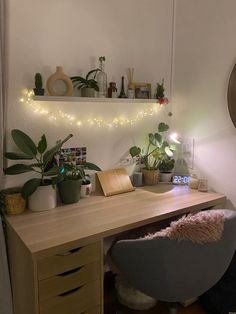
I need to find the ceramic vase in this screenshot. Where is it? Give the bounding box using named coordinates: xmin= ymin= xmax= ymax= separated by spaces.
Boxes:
xmin=28 ymin=185 xmax=57 ymax=211
xmin=81 ymin=183 xmax=92 ymax=198
xmin=159 ymin=172 xmax=172 ymax=183
xmin=46 ymin=66 xmax=73 ymax=96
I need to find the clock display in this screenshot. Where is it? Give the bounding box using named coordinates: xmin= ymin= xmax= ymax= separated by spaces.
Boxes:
xmin=173 ymin=175 xmax=189 ymax=185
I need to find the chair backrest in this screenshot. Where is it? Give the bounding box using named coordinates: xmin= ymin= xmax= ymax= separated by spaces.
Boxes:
xmin=110 ymin=209 xmax=236 ymax=302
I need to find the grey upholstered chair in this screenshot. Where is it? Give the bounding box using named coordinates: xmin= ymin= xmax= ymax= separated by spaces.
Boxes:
xmin=110 ymin=209 xmax=236 ymax=313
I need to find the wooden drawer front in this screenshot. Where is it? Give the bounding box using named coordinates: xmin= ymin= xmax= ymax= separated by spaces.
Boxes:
xmin=83 ymin=305 xmax=100 ymax=314
xmin=40 ymin=280 xmax=100 ymax=314
xmin=38 ymin=242 xmax=100 ymax=280
xmin=39 ymin=261 xmax=100 ymax=301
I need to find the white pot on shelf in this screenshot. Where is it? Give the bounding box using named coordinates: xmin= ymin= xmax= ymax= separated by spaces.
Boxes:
xmin=28 ymin=185 xmax=57 ymax=211
xmin=159 ymin=172 xmax=172 ymax=183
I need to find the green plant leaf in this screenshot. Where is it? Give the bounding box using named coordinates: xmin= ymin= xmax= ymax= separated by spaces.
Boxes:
xmin=11 ymin=129 xmax=37 ymax=156
xmin=37 ymin=134 xmax=47 ymax=154
xmin=158 ymin=123 xmax=169 ymax=132
xmin=169 ymin=144 xmax=176 ymax=151
xmin=149 ymin=133 xmax=163 ymax=147
xmin=129 ymin=146 xmax=141 ymax=158
xmin=21 ymin=178 xmax=41 ymax=199
xmin=43 ymin=165 xmax=60 ymax=177
xmin=86 ymin=68 xmax=100 ymax=80
xmin=165 ymin=146 xmax=174 ymax=157
xmin=83 ymin=162 xmax=101 ymax=171
xmin=43 ymin=134 xmax=73 ymax=167
xmin=4 ymin=164 xmax=33 ymax=175
xmin=4 ymin=152 xmax=33 ymax=160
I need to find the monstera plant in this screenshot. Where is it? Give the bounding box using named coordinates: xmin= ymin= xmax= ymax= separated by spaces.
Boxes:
xmin=4 ymin=130 xmax=72 ymax=211
xmin=129 ymin=122 xmax=176 ymax=185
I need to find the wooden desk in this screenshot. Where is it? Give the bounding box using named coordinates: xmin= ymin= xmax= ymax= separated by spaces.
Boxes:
xmin=5 ymin=185 xmax=226 ymax=314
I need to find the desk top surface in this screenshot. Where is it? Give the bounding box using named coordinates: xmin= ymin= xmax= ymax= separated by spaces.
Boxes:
xmin=6 ymin=185 xmax=226 ymax=257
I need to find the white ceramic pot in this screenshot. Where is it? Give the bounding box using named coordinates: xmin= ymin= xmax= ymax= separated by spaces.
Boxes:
xmin=80 ymin=183 xmax=92 ymax=198
xmin=159 ymin=172 xmax=172 ymax=183
xmin=28 ymin=185 xmax=57 ymax=211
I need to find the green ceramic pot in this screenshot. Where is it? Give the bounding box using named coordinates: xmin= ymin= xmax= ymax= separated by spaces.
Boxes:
xmin=58 ymin=179 xmax=82 ymax=204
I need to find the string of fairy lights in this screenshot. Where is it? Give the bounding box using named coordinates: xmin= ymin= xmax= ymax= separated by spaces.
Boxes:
xmin=20 ymin=89 xmax=166 ymax=129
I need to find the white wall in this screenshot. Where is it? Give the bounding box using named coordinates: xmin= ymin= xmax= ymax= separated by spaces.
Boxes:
xmin=173 ymin=0 xmax=236 ymax=208
xmin=5 ymin=0 xmax=174 ymax=187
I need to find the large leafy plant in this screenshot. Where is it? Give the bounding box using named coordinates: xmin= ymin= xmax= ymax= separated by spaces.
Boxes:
xmin=4 ymin=130 xmax=73 ymax=199
xmin=71 ymin=68 xmax=101 ymax=91
xmin=129 ymin=122 xmax=176 ymax=170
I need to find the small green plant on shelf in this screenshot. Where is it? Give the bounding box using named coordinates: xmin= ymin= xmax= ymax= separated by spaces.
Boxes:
xmin=129 ymin=122 xmax=176 ymax=170
xmin=156 ymin=79 xmax=168 ymax=105
xmin=4 ymin=129 xmax=72 ymax=199
xmin=34 ymin=73 xmax=44 ymax=96
xmin=71 ymin=68 xmax=101 ymax=97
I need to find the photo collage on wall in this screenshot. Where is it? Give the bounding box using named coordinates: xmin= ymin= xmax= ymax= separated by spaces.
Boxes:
xmin=57 ymin=147 xmax=87 ymax=167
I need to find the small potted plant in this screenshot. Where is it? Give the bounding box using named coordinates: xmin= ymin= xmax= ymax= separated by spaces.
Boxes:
xmin=57 ymin=157 xmax=101 ymax=204
xmin=4 ymin=129 xmax=72 ymax=211
xmin=156 ymin=79 xmax=168 ymax=105
xmin=159 ymin=157 xmax=175 ymax=182
xmin=71 ymin=68 xmax=101 ymax=97
xmin=33 ymin=73 xmax=45 ymax=96
xmin=129 ymin=122 xmax=175 ymax=185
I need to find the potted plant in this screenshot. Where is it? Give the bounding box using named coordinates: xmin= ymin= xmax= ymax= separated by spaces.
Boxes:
xmin=156 ymin=79 xmax=168 ymax=105
xmin=33 ymin=73 xmax=45 ymax=96
xmin=159 ymin=157 xmax=175 ymax=182
xmin=129 ymin=122 xmax=175 ymax=185
xmin=4 ymin=129 xmax=72 ymax=211
xmin=57 ymin=158 xmax=101 ymax=204
xmin=71 ymin=68 xmax=101 ymax=97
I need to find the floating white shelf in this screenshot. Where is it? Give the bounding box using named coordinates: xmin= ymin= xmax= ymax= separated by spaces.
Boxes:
xmin=33 ymin=96 xmax=159 ymax=104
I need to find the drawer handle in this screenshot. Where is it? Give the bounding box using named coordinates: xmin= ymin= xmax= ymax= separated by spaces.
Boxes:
xmin=57 ymin=266 xmax=82 ymax=277
xmin=56 ymin=247 xmax=82 ymax=256
xmin=58 ymin=286 xmax=81 ymax=297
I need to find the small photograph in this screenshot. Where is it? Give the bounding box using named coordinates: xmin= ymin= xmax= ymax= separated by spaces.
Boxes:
xmin=134 ymin=83 xmax=151 ymax=99
xmin=58 ymin=147 xmax=87 ymax=166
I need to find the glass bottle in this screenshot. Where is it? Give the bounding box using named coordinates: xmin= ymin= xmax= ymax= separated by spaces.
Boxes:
xmin=97 ymin=57 xmax=107 ymax=98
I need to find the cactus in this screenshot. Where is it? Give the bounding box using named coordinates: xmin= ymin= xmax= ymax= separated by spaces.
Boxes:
xmin=34 ymin=73 xmax=43 ymax=90
xmin=156 ymin=79 xmax=165 ymax=99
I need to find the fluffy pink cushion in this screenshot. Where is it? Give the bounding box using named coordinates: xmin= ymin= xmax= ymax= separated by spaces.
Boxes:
xmin=144 ymin=210 xmax=225 ymax=244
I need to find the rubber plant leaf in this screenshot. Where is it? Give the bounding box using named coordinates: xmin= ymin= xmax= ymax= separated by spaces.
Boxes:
xmin=21 ymin=178 xmax=41 ymax=199
xmin=4 ymin=164 xmax=33 ymax=175
xmin=43 ymin=134 xmax=73 ymax=167
xmin=158 ymin=123 xmax=169 ymax=132
xmin=37 ymin=134 xmax=47 ymax=154
xmin=11 ymin=129 xmax=37 ymax=157
xmin=129 ymin=146 xmax=141 ymax=158
xmin=4 ymin=152 xmax=33 ymax=160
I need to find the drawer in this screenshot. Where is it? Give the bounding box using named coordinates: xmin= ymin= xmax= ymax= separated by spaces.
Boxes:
xmin=38 ymin=242 xmax=101 ymax=280
xmin=39 ymin=261 xmax=100 ymax=301
xmin=40 ymin=279 xmax=100 ymax=314
xmin=82 ymin=305 xmax=100 ymax=314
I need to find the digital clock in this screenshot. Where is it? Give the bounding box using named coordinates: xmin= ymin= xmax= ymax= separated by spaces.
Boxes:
xmin=172 ymin=175 xmax=190 ymax=185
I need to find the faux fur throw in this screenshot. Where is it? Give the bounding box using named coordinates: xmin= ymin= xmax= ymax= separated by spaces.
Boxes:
xmin=144 ymin=210 xmax=225 ymax=244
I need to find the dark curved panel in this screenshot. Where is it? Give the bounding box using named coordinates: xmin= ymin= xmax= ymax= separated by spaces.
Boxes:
xmin=227 ymin=63 xmax=236 ymax=127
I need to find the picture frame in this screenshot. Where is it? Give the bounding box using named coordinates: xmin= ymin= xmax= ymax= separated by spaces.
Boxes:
xmin=57 ymin=147 xmax=87 ymax=166
xmin=134 ymin=82 xmax=152 ymax=99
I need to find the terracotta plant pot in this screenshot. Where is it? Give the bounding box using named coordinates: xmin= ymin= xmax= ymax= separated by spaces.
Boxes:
xmin=58 ymin=179 xmax=82 ymax=204
xmin=142 ymin=169 xmax=160 ymax=185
